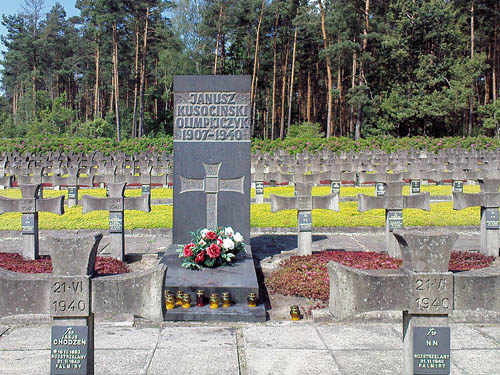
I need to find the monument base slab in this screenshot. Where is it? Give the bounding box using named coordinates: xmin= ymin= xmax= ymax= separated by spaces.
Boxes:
xmin=161 ymin=244 xmax=266 ymax=322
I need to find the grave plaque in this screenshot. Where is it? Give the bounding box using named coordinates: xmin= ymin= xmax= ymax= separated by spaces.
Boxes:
xmin=411 ymin=181 xmax=421 ymax=194
xmin=51 ymin=325 xmax=89 ymax=375
xmin=109 ymin=212 xmax=124 ymax=233
xmin=22 ymin=214 xmax=35 ymax=234
xmin=172 ymin=75 xmax=251 ymax=244
xmin=68 ymin=187 xmax=78 ymax=200
xmin=388 ymin=210 xmax=403 ymax=231
xmin=255 ymin=181 xmax=264 ymax=195
xmin=452 ymin=181 xmax=463 ymax=193
xmin=330 ymin=181 xmax=341 ymax=194
xmin=298 ymin=211 xmax=312 ymax=232
xmin=485 ymin=208 xmax=499 ymax=230
xmin=376 ymin=182 xmax=386 ymax=196
xmin=413 ymin=327 xmax=451 ymax=375
xmin=142 ymin=184 xmax=151 ymax=195
xmin=50 ymin=277 xmax=90 ymax=317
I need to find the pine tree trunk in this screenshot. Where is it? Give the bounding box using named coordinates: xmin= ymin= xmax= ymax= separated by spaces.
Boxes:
xmin=287 ymin=26 xmax=298 ymax=133
xmin=468 ymin=0 xmax=475 ymax=136
xmin=213 ymin=3 xmax=224 ymax=75
xmin=318 ymin=0 xmax=333 ymax=138
xmin=94 ymin=42 xmax=100 ymax=118
xmin=279 ymin=41 xmax=289 ymax=140
xmin=132 ymin=24 xmax=140 ymax=138
xmin=251 ymin=0 xmax=265 ymax=135
xmin=271 ymin=9 xmax=279 ymax=140
xmin=306 ymin=70 xmax=311 ymax=123
xmin=139 ymin=7 xmax=150 ymax=138
xmin=112 ymin=23 xmax=121 ymax=141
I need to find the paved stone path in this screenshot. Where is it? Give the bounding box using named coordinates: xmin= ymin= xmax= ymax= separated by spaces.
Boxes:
xmin=0 ymin=320 xmax=499 ymax=374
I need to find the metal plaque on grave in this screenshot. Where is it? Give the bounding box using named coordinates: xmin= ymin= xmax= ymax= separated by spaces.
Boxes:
xmin=376 ymin=182 xmax=386 ymax=196
xmin=298 ymin=211 xmax=312 ymax=232
xmin=331 ymin=181 xmax=341 ymax=194
xmin=142 ymin=184 xmax=151 ymax=195
xmin=50 ymin=325 xmax=88 ymax=375
xmin=255 ymin=181 xmax=264 ymax=195
xmin=485 ymin=208 xmax=499 ymax=230
xmin=411 ymin=181 xmax=421 ymax=194
xmin=109 ymin=212 xmax=124 ymax=233
xmin=388 ymin=210 xmax=403 ymax=231
xmin=413 ymin=327 xmax=451 ymax=375
xmin=172 ymin=75 xmax=251 ymax=244
xmin=452 ymin=181 xmax=463 ymax=193
xmin=22 ymin=214 xmax=35 ymax=234
xmin=68 ymin=187 xmax=78 ymax=200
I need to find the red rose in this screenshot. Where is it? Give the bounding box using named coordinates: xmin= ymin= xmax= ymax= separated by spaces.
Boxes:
xmin=195 ymin=251 xmax=205 ymax=264
xmin=206 ymin=231 xmax=217 ymax=240
xmin=184 ymin=243 xmax=194 ymax=257
xmin=207 ymin=243 xmax=221 ymax=259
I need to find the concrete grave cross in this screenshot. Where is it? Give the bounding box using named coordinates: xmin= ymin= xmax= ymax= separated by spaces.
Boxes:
xmin=179 ymin=162 xmax=245 ymax=230
xmin=358 ymin=171 xmax=405 ymax=197
xmin=49 ymin=168 xmax=95 ymax=207
xmin=0 ymin=183 xmax=64 ymax=259
xmin=453 ymin=178 xmax=500 ymax=257
xmin=48 ymin=233 xmax=103 ymax=375
xmin=82 ymin=182 xmax=151 ymax=261
xmin=270 ymin=182 xmax=339 ymax=255
xmin=328 ymin=230 xmax=459 ymax=375
xmin=125 ymin=166 xmax=153 ymax=195
xmin=358 ymin=182 xmax=430 ymax=257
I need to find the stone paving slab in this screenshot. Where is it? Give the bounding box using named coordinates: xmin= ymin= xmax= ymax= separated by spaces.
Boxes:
xmin=452 ymin=349 xmax=500 ymax=375
xmin=95 ymin=327 xmax=160 ymax=349
xmin=0 ymin=326 xmax=50 ymax=350
xmin=332 ymin=349 xmax=402 ymax=374
xmin=317 ymin=324 xmax=401 ymax=350
xmin=243 ymin=324 xmax=326 ymax=349
xmin=95 ymin=349 xmax=152 ymax=375
xmin=0 ymin=350 xmax=49 ymax=375
xmin=246 ymin=348 xmax=340 ymax=375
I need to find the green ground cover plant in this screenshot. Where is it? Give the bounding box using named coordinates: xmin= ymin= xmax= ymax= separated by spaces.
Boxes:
xmin=0 ymin=186 xmax=481 ymax=230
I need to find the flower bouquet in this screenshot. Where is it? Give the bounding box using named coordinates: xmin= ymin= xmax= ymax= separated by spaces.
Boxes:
xmin=177 ymin=227 xmax=246 ymax=270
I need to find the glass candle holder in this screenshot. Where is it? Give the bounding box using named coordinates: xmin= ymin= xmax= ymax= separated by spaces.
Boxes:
xmin=182 ymin=293 xmax=191 ymax=309
xmin=209 ymin=293 xmax=219 ymax=309
xmin=165 ymin=292 xmax=176 ymax=310
xmin=196 ymin=289 xmax=205 ymax=307
xmin=176 ymin=290 xmax=184 ymax=306
xmin=247 ymin=292 xmax=257 ymax=308
xmin=290 ymin=305 xmax=301 ymax=321
xmin=221 ymin=292 xmax=231 ymax=308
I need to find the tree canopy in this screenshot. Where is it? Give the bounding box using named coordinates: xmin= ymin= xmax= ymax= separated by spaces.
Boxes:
xmin=1 ymin=0 xmax=499 ymax=139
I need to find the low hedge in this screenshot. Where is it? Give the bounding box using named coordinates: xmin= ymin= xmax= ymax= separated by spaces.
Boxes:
xmin=2 ymin=136 xmax=500 ymax=155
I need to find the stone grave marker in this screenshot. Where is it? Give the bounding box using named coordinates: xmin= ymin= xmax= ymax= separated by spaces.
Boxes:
xmin=328 ymin=229 xmax=457 ymax=375
xmin=358 ymin=182 xmax=430 ymax=257
xmin=453 ymin=178 xmax=500 ymax=257
xmin=49 ymin=233 xmax=102 ymax=375
xmin=49 ymin=168 xmax=95 ymax=207
xmin=270 ymin=181 xmax=339 ymax=255
xmin=162 ymin=75 xmax=264 ymax=322
xmin=82 ymin=182 xmax=150 ymax=260
xmin=125 ymin=166 xmax=153 ymax=195
xmin=0 ymin=183 xmax=64 ymax=259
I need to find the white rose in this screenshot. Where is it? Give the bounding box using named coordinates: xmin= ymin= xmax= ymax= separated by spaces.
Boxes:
xmin=223 ymin=238 xmax=235 ymax=250
xmin=200 ymin=229 xmax=209 ymax=238
xmin=198 ymin=239 xmax=206 ymax=246
xmin=233 ymin=232 xmax=243 ymax=243
xmin=224 ymin=227 xmax=234 ymax=236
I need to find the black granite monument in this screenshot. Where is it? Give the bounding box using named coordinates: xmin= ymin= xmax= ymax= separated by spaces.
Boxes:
xmin=162 ymin=75 xmax=264 ymax=322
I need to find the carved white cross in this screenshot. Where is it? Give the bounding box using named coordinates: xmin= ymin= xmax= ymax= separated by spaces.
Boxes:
xmin=179 ymin=162 xmax=245 ymax=230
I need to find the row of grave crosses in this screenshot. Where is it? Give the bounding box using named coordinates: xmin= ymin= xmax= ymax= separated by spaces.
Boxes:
xmin=0 ymin=183 xmax=150 ymax=261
